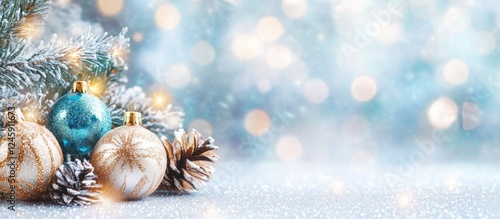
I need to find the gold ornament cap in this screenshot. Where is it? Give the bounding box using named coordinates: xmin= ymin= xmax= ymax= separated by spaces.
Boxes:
xmin=123 ymin=111 xmax=142 ymax=126
xmin=72 ymin=81 xmax=88 ymax=93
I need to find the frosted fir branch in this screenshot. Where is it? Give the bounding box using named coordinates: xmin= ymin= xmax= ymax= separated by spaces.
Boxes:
xmin=0 ymin=28 xmax=129 ymax=93
xmin=0 ymin=28 xmax=129 ymax=132
xmin=0 ymin=0 xmax=50 ymax=41
xmin=142 ymin=103 xmax=185 ymax=136
xmin=103 ymin=83 xmax=184 ymax=136
xmin=0 ymin=1 xmax=182 ymax=140
xmin=0 ymin=89 xmax=55 ymax=136
xmin=76 ymin=28 xmax=129 ymax=79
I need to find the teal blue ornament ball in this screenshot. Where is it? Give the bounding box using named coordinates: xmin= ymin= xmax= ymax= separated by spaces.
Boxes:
xmin=47 ymin=80 xmax=111 ymax=160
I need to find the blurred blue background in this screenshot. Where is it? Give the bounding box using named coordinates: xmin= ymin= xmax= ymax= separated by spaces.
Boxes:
xmin=41 ymin=0 xmax=500 ymax=169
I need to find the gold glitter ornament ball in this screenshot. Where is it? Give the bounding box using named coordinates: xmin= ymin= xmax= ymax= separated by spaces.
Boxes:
xmin=91 ymin=111 xmax=167 ymax=200
xmin=0 ymin=110 xmax=64 ymax=200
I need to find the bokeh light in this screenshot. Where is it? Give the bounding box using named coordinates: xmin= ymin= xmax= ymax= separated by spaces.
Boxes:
xmin=303 ymin=79 xmax=330 ymax=104
xmin=155 ymin=4 xmax=181 ymax=30
xmin=110 ymin=45 xmax=126 ymax=59
xmin=266 ymin=45 xmax=292 ymax=70
xmin=244 ymin=110 xmax=271 ymax=136
xmin=376 ymin=22 xmax=403 ymax=45
xmin=329 ymin=180 xmax=346 ymax=194
xmin=427 ymin=97 xmax=458 ymax=129
xmin=443 ymin=176 xmax=461 ymax=190
xmin=17 ymin=17 xmax=42 ymax=39
xmin=257 ymin=16 xmax=284 ymax=42
xmin=132 ymin=32 xmax=143 ymax=43
xmin=67 ymin=49 xmax=82 ymax=65
xmin=443 ymin=59 xmax=469 ymax=85
xmin=203 ymin=204 xmax=223 ymax=219
xmin=88 ymin=77 xmax=107 ymax=97
xmin=351 ymin=76 xmax=378 ymax=102
xmin=165 ymin=64 xmax=192 ymax=89
xmin=282 ymin=0 xmax=307 ymax=19
xmin=231 ymin=34 xmax=262 ymax=60
xmin=101 ymin=196 xmax=119 ymax=205
xmin=276 ymin=135 xmax=303 ymax=162
xmin=191 ymin=41 xmax=216 ymax=66
xmin=150 ymin=90 xmax=172 ymax=109
xmin=49 ymin=0 xmax=500 ymax=188
xmin=444 ymin=6 xmax=471 ymax=33
xmin=335 ymin=0 xmax=368 ymax=14
xmin=5 ymin=0 xmax=500 ymax=216
xmin=97 ymin=0 xmax=123 ymax=17
xmin=396 ymin=193 xmax=414 ymax=208
xmin=23 ymin=110 xmax=38 ymax=122
xmin=55 ymin=0 xmax=70 ymax=7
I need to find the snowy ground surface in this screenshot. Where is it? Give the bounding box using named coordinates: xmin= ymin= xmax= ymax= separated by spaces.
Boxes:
xmin=1 ymin=162 xmax=499 ymax=218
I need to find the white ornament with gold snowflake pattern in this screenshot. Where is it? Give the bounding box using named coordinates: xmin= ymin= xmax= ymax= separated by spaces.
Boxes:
xmin=90 ymin=111 xmax=167 ymax=200
xmin=0 ymin=109 xmax=64 ymax=200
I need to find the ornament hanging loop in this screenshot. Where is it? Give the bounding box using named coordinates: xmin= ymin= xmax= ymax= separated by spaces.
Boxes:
xmin=72 ymin=73 xmax=88 ymax=93
xmin=76 ymin=73 xmax=85 ymax=81
xmin=124 ymin=102 xmax=142 ymax=125
xmin=127 ymin=102 xmax=139 ymax=112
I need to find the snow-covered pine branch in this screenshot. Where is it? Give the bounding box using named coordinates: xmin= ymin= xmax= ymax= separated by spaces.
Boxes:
xmin=103 ymin=81 xmax=185 ymax=137
xmin=0 ymin=28 xmax=129 ymax=93
xmin=0 ymin=0 xmax=50 ymax=42
xmin=0 ymin=1 xmax=184 ymax=137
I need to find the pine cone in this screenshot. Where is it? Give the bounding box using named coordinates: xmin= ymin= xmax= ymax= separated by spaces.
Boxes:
xmin=50 ymin=159 xmax=103 ymax=205
xmin=159 ymin=129 xmax=219 ymax=193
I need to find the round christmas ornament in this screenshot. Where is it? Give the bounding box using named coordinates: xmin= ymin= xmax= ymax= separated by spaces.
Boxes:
xmin=0 ymin=109 xmax=64 ymax=200
xmin=47 ymin=80 xmax=112 ymax=160
xmin=90 ymin=111 xmax=167 ymax=200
